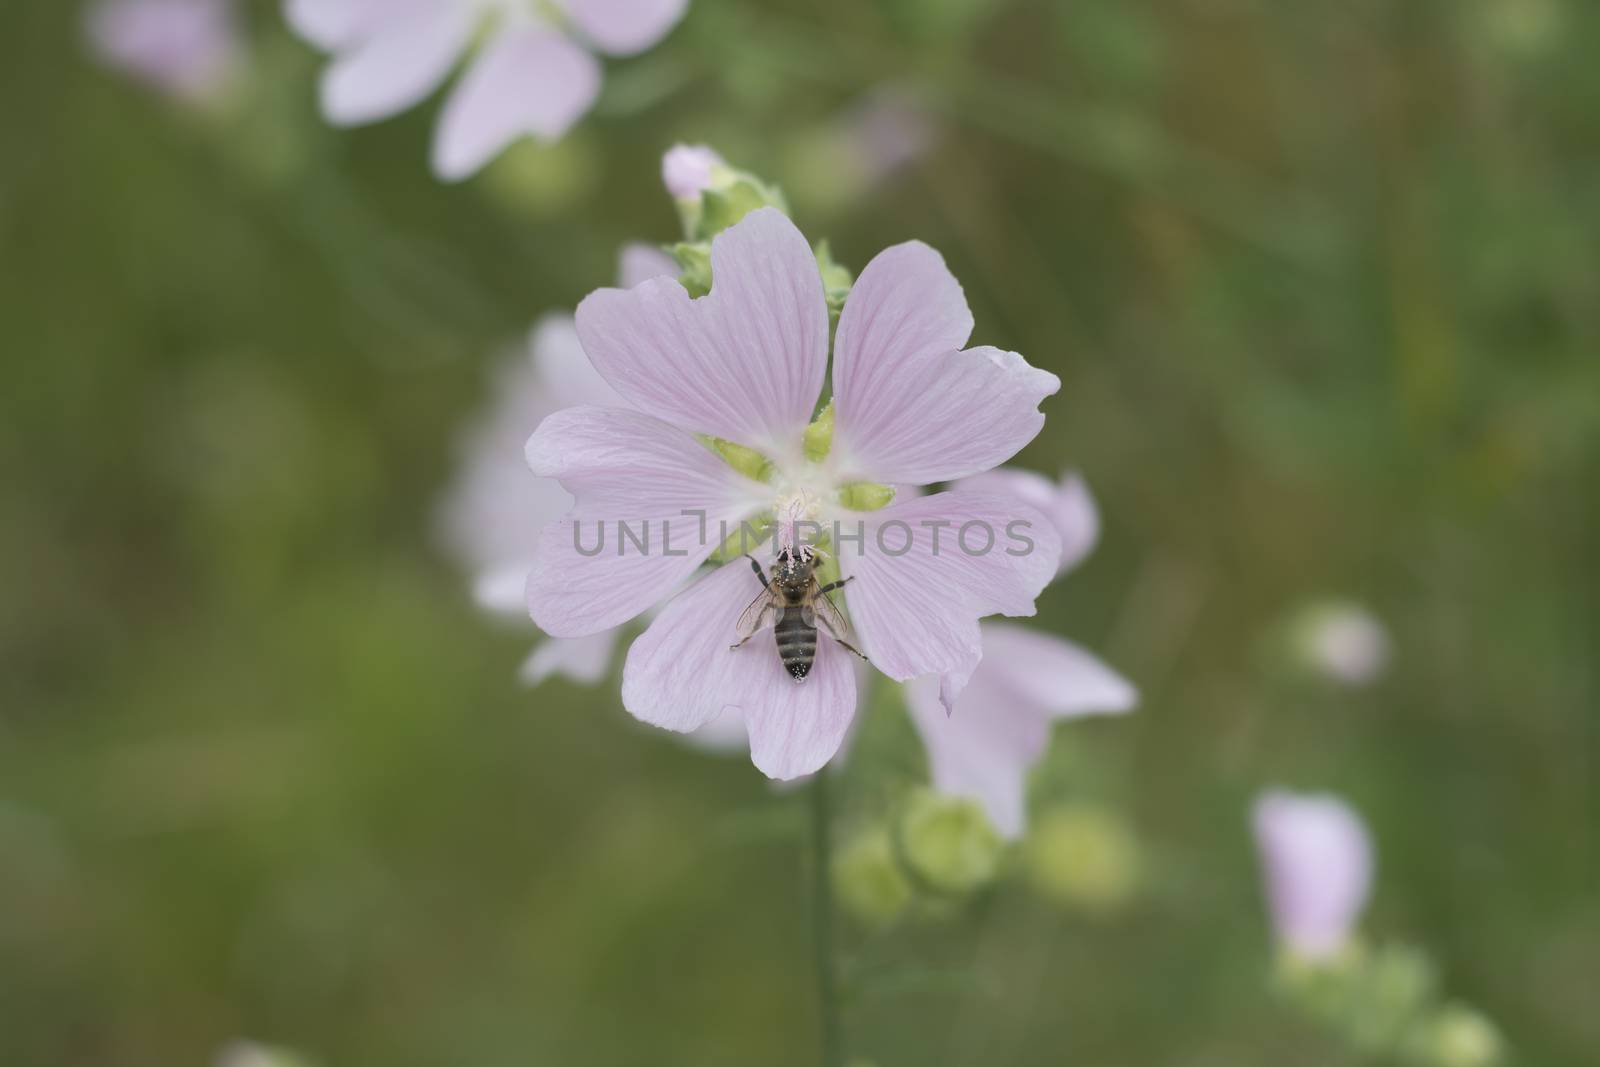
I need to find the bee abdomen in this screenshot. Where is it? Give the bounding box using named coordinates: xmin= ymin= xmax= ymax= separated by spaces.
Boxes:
xmin=774 ymin=612 xmax=817 ymax=681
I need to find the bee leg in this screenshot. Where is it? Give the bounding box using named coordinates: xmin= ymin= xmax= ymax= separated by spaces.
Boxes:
xmin=834 ymin=637 xmax=869 ymax=662
xmin=744 ymin=554 xmax=768 ymax=587
xmin=817 ymin=576 xmax=854 ymax=595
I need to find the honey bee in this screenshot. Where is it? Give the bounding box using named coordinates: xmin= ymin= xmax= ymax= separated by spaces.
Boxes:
xmin=730 ymin=546 xmax=868 ymax=681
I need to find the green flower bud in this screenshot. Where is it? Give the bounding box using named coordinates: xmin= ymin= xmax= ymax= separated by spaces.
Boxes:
xmin=1424 ymin=1005 xmax=1504 ymax=1067
xmin=833 ymin=827 xmax=913 ymax=927
xmin=803 ymin=401 xmax=835 ymax=462
xmin=670 ymin=154 xmax=789 ymax=243
xmin=701 ymin=435 xmax=774 ymax=483
xmin=1023 ymin=803 xmax=1141 ymax=915
xmin=836 ymin=481 xmax=896 ymax=512
xmin=1345 ymin=943 xmax=1438 ymax=1053
xmin=898 ymin=789 xmax=1003 ymax=895
xmin=669 ymin=241 xmax=713 ymax=298
xmin=815 ymin=240 xmax=854 ymax=320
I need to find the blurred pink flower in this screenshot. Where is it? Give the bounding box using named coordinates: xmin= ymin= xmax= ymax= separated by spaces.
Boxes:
xmin=842 ymin=90 xmax=936 ymax=188
xmin=85 ymin=0 xmax=241 ymax=103
xmin=1252 ymin=789 xmax=1374 ymax=960
xmin=440 ymin=244 xmax=676 ymax=685
xmin=903 ymin=471 xmax=1134 ymax=837
xmin=285 ymin=0 xmax=689 ymax=180
xmin=527 ymin=207 xmax=1062 ymax=778
xmin=661 ymin=143 xmax=724 ymax=199
xmin=1298 ymin=602 xmax=1391 ymax=687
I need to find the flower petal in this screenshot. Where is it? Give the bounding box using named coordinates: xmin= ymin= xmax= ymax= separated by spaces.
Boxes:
xmin=616 ymin=243 xmax=679 ymax=289
xmin=838 ymin=489 xmax=1062 ymax=682
xmin=524 ymin=406 xmax=766 ymax=636
xmin=660 ymin=143 xmax=723 ymax=199
xmin=907 ymin=624 xmax=1133 ymax=837
xmin=318 ymin=2 xmax=472 ymax=125
xmin=285 ymin=0 xmax=392 ymax=50
xmin=622 ymin=561 xmax=858 ymax=779
xmin=831 ymin=241 xmax=1060 ymax=484
xmin=530 ymin=315 xmax=619 ymax=410
xmin=559 ymin=0 xmax=687 ymax=56
xmin=439 ymin=341 xmax=577 ymax=607
xmin=1252 ymin=790 xmax=1374 ymax=960
xmin=904 ymin=673 xmax=1043 ymax=839
xmin=974 ymin=622 xmax=1136 ymax=718
xmin=432 ymin=25 xmax=601 ymax=181
xmin=960 ymin=468 xmax=1099 ymax=577
xmin=575 ymin=207 xmax=829 ymax=453
xmin=519 ymin=628 xmax=619 ymax=686
xmin=86 ymin=0 xmax=240 ymax=101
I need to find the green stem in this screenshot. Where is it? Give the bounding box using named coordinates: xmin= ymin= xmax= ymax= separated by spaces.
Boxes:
xmin=810 ymin=773 xmax=844 ymax=1067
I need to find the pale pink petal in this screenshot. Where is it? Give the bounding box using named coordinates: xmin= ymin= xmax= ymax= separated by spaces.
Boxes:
xmin=575 ymin=208 xmax=829 ymax=453
xmin=904 ymin=673 xmax=1042 ymax=838
xmin=86 ymin=0 xmax=239 ymax=101
xmin=530 ymin=316 xmax=619 ymax=410
xmin=973 ymin=623 xmax=1136 ymax=718
xmin=660 ymin=143 xmax=723 ymax=199
xmin=319 ymin=2 xmax=472 ymax=125
xmin=441 ymin=394 xmax=567 ymax=606
xmin=524 ymin=406 xmax=767 ymax=636
xmin=285 ymin=0 xmax=393 ymax=50
xmin=622 ymin=562 xmax=857 ymax=779
xmin=439 ymin=321 xmax=589 ymax=603
xmin=473 ymin=564 xmax=534 ymax=615
xmin=908 ymin=623 xmax=1134 ymax=837
xmin=960 ymin=468 xmax=1099 ymax=577
xmin=681 ymin=706 xmax=749 ymax=753
xmin=617 ymin=243 xmax=679 ymax=289
xmin=559 ymin=0 xmax=687 ymax=55
xmin=831 ymin=242 xmax=1060 ymax=484
xmin=1253 ymin=790 xmax=1374 ymax=960
xmin=519 ymin=628 xmax=619 ymax=686
xmin=432 ymin=26 xmax=600 ymax=181
xmin=838 ymin=489 xmax=1061 ymax=682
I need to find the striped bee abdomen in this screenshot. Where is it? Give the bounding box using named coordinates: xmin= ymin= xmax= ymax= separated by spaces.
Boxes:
xmin=774 ymin=608 xmax=817 ymax=681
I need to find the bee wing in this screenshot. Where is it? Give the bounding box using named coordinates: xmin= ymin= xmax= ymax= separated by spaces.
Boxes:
xmin=810 ymin=584 xmax=855 ymax=645
xmin=734 ymin=586 xmax=781 ymax=640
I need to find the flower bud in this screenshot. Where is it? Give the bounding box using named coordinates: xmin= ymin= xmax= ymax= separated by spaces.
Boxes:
xmin=1424 ymin=1005 xmax=1504 ymax=1067
xmin=662 ymin=144 xmax=724 ymax=200
xmin=660 ymin=145 xmax=788 ymax=242
xmin=1023 ymin=803 xmax=1140 ymax=915
xmin=832 ymin=826 xmax=913 ymax=927
xmin=1253 ymin=789 xmax=1373 ymax=961
xmin=898 ymin=789 xmax=1003 ymax=895
xmin=215 ymin=1041 xmax=312 ymax=1067
xmin=1291 ymin=601 xmax=1391 ymax=687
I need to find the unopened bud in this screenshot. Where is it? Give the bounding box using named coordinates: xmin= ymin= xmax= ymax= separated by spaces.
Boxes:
xmin=833 ymin=827 xmax=913 ymax=926
xmin=898 ymin=789 xmax=1003 ymax=894
xmin=1023 ymin=803 xmax=1140 ymax=915
xmin=1426 ymin=1005 xmax=1504 ymax=1067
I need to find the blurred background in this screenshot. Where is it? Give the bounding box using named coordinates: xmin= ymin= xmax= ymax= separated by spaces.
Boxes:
xmin=2 ymin=0 xmax=1596 ymax=1064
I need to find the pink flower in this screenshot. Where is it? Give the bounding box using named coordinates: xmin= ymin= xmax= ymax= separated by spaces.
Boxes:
xmin=661 ymin=143 xmax=724 ymax=200
xmin=285 ymin=0 xmax=689 ymax=180
xmin=904 ymin=471 xmax=1135 ymax=838
xmin=527 ymin=207 xmax=1063 ymax=779
xmin=1252 ymin=789 xmax=1374 ymax=961
xmin=440 ymin=245 xmax=677 ymax=684
xmin=85 ymin=0 xmax=241 ymax=103
xmin=1297 ymin=601 xmax=1391 ymax=687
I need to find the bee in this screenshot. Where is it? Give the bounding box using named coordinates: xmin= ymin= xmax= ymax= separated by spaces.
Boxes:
xmin=730 ymin=546 xmax=868 ymax=681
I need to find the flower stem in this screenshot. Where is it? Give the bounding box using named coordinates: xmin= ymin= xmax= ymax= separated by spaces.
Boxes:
xmin=809 ymin=773 xmax=844 ymax=1067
